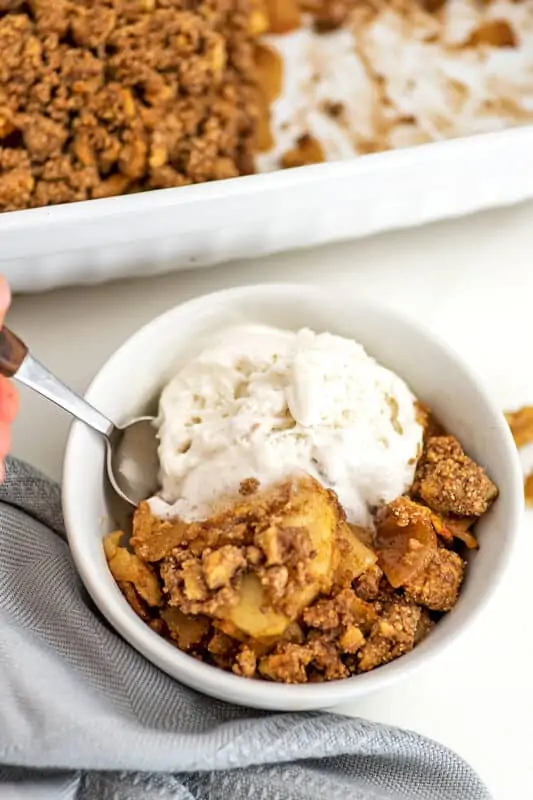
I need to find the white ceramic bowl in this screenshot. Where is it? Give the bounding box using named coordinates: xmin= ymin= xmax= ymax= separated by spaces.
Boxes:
xmin=62 ymin=283 xmax=523 ymax=711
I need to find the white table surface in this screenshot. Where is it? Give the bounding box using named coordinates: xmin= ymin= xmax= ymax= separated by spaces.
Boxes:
xmin=8 ymin=201 xmax=533 ymax=799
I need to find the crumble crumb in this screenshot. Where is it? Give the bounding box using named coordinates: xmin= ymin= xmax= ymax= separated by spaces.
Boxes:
xmin=403 ymin=549 xmax=465 ymax=612
xmin=414 ymin=436 xmax=498 ymax=517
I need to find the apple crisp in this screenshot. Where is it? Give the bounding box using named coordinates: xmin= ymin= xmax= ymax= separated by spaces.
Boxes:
xmin=2 ymin=0 xmax=532 ymax=211
xmin=105 ymin=416 xmax=498 ymax=683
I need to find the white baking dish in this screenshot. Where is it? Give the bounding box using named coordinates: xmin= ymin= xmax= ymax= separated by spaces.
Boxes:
xmin=2 ymin=125 xmax=533 ymax=293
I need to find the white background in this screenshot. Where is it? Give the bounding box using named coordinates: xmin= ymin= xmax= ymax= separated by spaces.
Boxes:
xmin=8 ymin=200 xmax=533 ymax=799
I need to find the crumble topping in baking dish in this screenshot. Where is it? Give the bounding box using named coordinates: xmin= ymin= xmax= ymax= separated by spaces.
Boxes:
xmin=0 ymin=0 xmax=532 ymax=211
xmin=103 ymin=325 xmax=498 ymax=684
xmin=0 ymin=0 xmax=260 ymax=211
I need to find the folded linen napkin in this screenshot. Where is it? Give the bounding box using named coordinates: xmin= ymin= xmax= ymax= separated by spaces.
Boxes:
xmin=0 ymin=457 xmax=491 ymax=800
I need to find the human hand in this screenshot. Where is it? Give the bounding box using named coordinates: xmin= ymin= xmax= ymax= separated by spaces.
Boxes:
xmin=0 ymin=277 xmax=19 ymax=479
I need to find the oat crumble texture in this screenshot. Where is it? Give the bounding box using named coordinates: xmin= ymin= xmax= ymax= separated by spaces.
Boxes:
xmin=0 ymin=0 xmax=259 ymax=211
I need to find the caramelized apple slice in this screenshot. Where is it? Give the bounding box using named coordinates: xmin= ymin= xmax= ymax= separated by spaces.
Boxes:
xmin=104 ymin=531 xmax=162 ymax=606
xmin=334 ymin=521 xmax=377 ymax=588
xmin=432 ymin=513 xmax=478 ymax=550
xmin=375 ymin=498 xmax=437 ymax=589
xmin=265 ymin=0 xmax=301 ymax=33
xmin=255 ymin=43 xmax=283 ymax=103
xmin=227 ymin=573 xmax=291 ymax=639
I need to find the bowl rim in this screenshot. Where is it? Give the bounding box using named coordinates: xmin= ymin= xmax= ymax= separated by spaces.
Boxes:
xmin=62 ymin=283 xmax=524 ymax=709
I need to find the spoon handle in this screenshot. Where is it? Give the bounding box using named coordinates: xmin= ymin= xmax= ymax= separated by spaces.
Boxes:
xmin=0 ymin=326 xmax=115 ymax=439
xmin=0 ymin=326 xmax=28 ymax=378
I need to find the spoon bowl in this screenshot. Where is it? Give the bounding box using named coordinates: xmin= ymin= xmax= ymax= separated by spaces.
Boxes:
xmin=0 ymin=326 xmax=160 ymax=507
xmin=107 ymin=416 xmax=160 ymax=506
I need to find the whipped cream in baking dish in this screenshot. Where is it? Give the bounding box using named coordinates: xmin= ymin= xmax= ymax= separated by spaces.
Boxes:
xmin=256 ymin=0 xmax=533 ymax=171
xmin=149 ymin=325 xmax=424 ymax=527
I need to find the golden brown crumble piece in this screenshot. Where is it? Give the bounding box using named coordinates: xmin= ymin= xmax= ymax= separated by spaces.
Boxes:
xmin=259 ymin=637 xmax=349 ymax=683
xmin=259 ymin=642 xmax=312 ymax=683
xmin=239 ymin=477 xmax=260 ymax=495
xmin=306 ymin=639 xmax=349 ymax=680
xmin=233 ymin=644 xmax=257 ymax=677
xmin=0 ymin=0 xmax=260 ymax=211
xmin=202 ymin=545 xmax=247 ymax=590
xmin=160 ymin=607 xmax=211 ymax=651
xmin=208 ymin=629 xmax=238 ymax=668
xmin=303 ymin=597 xmax=340 ymax=630
xmin=505 ymin=406 xmax=533 ymax=448
xmin=255 ymin=523 xmax=311 ymax=567
xmin=303 ymin=587 xmax=377 ymax=633
xmin=403 ymin=549 xmax=465 ymax=612
xmin=258 ymin=564 xmax=289 ymax=602
xmin=354 ymin=564 xmax=384 ymax=601
xmin=357 ymin=600 xmax=421 ymax=672
xmin=414 ymin=436 xmax=498 ymax=517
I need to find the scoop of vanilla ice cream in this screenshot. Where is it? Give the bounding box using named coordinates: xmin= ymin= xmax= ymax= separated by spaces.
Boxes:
xmin=151 ymin=325 xmax=424 ymax=527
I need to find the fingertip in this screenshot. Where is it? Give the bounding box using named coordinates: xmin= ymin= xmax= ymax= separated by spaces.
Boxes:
xmin=0 ymin=379 xmax=19 ymax=422
xmin=0 ymin=275 xmax=10 ymax=317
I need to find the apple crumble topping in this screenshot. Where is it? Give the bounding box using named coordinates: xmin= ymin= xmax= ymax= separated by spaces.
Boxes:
xmin=0 ymin=0 xmax=260 ymax=211
xmin=105 ymin=422 xmax=497 ymax=683
xmin=413 ymin=435 xmax=498 ymax=518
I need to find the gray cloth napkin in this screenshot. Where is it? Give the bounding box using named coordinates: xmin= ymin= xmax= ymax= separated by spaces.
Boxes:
xmin=0 ymin=457 xmax=491 ymax=800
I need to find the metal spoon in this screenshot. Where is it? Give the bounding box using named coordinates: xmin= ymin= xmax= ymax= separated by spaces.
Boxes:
xmin=0 ymin=326 xmax=160 ymax=507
